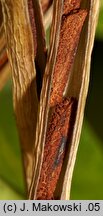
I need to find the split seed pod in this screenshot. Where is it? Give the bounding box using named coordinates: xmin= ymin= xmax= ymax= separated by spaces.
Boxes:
xmin=0 ymin=0 xmax=99 ymax=199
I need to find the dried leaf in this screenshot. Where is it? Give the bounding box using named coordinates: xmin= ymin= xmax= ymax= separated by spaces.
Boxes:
xmin=29 ymin=0 xmax=63 ymax=199
xmin=1 ymin=0 xmax=38 ymax=190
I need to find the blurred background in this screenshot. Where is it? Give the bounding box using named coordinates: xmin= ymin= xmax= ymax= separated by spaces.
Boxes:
xmin=0 ymin=2 xmax=103 ymax=199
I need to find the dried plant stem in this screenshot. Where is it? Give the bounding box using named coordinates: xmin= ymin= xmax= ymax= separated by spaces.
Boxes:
xmin=1 ymin=0 xmax=38 ymax=191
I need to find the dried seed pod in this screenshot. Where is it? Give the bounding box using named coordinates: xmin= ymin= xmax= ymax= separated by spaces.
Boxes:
xmin=36 ymin=1 xmax=87 ymax=200
xmin=1 ymin=0 xmax=99 ymax=200
xmin=29 ymin=0 xmax=99 ymax=200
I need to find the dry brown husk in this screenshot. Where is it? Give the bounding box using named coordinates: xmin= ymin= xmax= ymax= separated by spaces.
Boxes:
xmin=57 ymin=0 xmax=100 ymax=200
xmin=0 ymin=0 xmax=99 ymax=199
xmin=1 ymin=0 xmax=39 ymax=191
xmin=29 ymin=0 xmax=99 ymax=199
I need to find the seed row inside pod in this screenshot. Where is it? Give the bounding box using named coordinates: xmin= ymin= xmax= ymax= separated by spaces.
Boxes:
xmin=36 ymin=0 xmax=87 ymax=200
